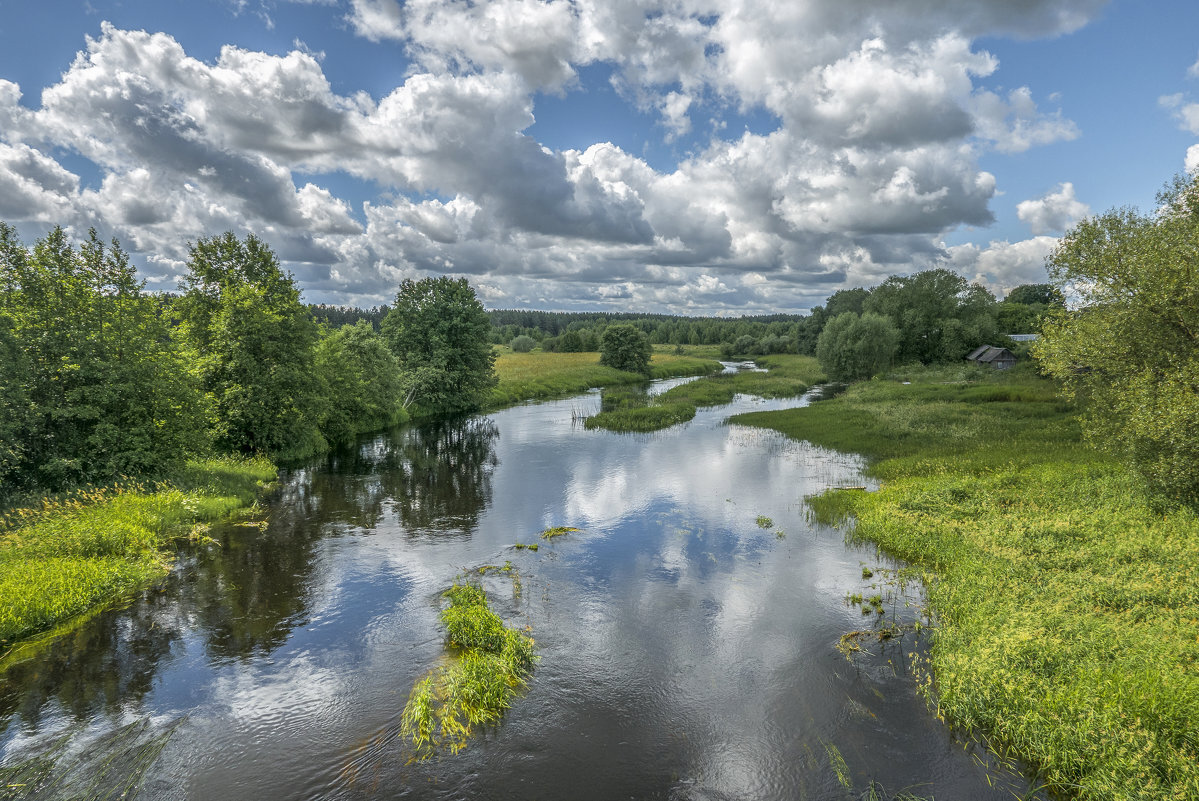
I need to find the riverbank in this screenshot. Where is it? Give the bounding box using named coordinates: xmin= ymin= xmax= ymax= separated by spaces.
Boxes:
xmin=0 ymin=456 xmax=276 ymax=653
xmin=488 ymin=346 xmax=723 ymax=408
xmin=584 ymin=353 xmax=824 ymax=432
xmin=732 ymin=365 xmax=1199 ymax=800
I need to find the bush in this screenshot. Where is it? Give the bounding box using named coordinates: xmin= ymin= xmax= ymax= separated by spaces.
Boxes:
xmin=599 ymin=324 xmax=651 ymax=374
xmin=509 ymin=335 xmax=536 ymax=353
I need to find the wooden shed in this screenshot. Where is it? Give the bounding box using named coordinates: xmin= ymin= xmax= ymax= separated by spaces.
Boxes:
xmin=966 ymin=345 xmax=1017 ymax=370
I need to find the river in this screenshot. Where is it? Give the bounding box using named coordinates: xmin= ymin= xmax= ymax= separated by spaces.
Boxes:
xmin=0 ymin=373 xmax=1036 ymax=800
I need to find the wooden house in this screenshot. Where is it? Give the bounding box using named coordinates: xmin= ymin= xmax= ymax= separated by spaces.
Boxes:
xmin=966 ymin=345 xmax=1017 ymax=370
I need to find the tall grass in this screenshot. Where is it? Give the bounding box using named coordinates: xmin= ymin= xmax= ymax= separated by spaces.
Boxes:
xmin=400 ymin=581 xmax=536 ymax=756
xmin=733 ymin=366 xmax=1199 ymax=800
xmin=0 ymin=456 xmax=276 ymax=647
xmin=488 ymin=347 xmax=721 ymax=408
xmin=586 ymin=354 xmax=824 ymax=432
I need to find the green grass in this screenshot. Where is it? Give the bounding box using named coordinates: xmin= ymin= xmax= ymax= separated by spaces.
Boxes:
xmin=0 ymin=456 xmax=276 ymax=649
xmin=585 ymin=354 xmax=824 ymax=432
xmin=488 ymin=347 xmax=722 ymax=408
xmin=400 ymin=581 xmax=537 ymax=756
xmin=733 ymin=365 xmax=1199 ymax=800
xmin=540 ymin=526 xmax=580 ymax=539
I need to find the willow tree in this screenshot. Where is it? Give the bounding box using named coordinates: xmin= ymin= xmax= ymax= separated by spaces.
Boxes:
xmin=1035 ymin=174 xmax=1199 ymax=507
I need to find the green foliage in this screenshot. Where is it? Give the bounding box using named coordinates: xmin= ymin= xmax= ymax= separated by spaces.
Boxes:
xmin=401 ymin=581 xmax=536 ymax=756
xmin=0 ymin=224 xmax=208 ymax=498
xmin=489 ymin=349 xmax=720 ymax=408
xmin=1035 ymin=174 xmax=1199 ymax=508
xmin=508 ymin=334 xmax=536 ymax=352
xmin=815 ymin=311 xmax=900 ymax=381
xmin=599 ymin=324 xmax=652 ymax=374
xmin=177 ymin=232 xmax=325 ymax=460
xmin=585 ymin=354 xmax=824 ymax=433
xmin=0 ymin=456 xmax=274 ymax=644
xmin=864 ymin=268 xmax=997 ymax=364
xmin=1005 ymin=283 xmax=1064 ymax=307
xmin=736 ymin=368 xmax=1199 ymax=800
xmin=315 ymin=320 xmax=407 ymax=447
xmin=382 ymin=277 xmax=497 ymax=416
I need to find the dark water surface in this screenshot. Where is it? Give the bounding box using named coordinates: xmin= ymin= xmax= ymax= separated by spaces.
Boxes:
xmin=0 ymin=378 xmax=1036 ymax=800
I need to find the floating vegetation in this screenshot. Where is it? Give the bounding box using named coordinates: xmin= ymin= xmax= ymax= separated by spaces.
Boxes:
xmin=0 ymin=716 xmax=184 ymax=800
xmin=399 ymin=582 xmax=537 ymax=757
xmin=775 ymin=530 xmax=786 ymax=539
xmin=861 ymin=566 xmax=874 ymax=579
xmin=512 ymin=542 xmax=539 ymax=551
xmin=754 ymin=515 xmax=773 ymax=529
xmin=540 ymin=526 xmax=580 ymax=540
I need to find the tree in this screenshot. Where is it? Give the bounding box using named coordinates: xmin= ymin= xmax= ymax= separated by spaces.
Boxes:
xmin=509 ymin=335 xmax=536 ymax=352
xmin=1004 ymin=283 xmax=1064 ymax=307
xmin=0 ymin=224 xmax=207 ymax=491
xmin=864 ymin=268 xmax=997 ymax=364
xmin=316 ymin=320 xmax=407 ymax=447
xmin=815 ymin=311 xmax=900 ymax=381
xmin=177 ymin=232 xmax=326 ymax=459
xmin=1035 ymin=174 xmax=1199 ymax=507
xmin=381 ymin=277 xmax=497 ymax=415
xmin=599 ymin=324 xmax=652 ymax=374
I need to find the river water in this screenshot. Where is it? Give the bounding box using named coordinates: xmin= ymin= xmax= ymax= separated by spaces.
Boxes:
xmin=0 ymin=374 xmax=1036 ymax=800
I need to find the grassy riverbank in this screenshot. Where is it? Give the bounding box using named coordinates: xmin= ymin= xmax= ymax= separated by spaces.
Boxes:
xmin=585 ymin=354 xmax=824 ymax=432
xmin=733 ymin=366 xmax=1199 ymax=800
xmin=0 ymin=456 xmax=276 ymax=650
xmin=489 ymin=347 xmax=722 ymax=408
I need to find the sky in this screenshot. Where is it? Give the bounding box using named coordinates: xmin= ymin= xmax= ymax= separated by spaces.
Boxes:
xmin=0 ymin=0 xmax=1197 ymax=314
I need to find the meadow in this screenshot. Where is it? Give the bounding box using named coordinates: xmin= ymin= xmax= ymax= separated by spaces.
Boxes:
xmin=0 ymin=457 xmax=276 ymax=652
xmin=488 ymin=346 xmax=722 ymax=408
xmin=584 ymin=353 xmax=825 ymax=432
xmin=733 ymin=365 xmax=1199 ymax=801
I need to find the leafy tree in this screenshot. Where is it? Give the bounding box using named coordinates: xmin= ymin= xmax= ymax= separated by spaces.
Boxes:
xmin=559 ymin=330 xmax=584 ymax=352
xmin=815 ymin=311 xmax=900 ymax=381
xmin=316 ymin=320 xmax=407 ymax=447
xmin=177 ymin=232 xmax=326 ymax=459
xmin=509 ymin=335 xmax=536 ymax=352
xmin=1004 ymin=283 xmax=1064 ymax=307
xmin=824 ymin=287 xmax=871 ymax=317
xmin=864 ymin=268 xmax=997 ymax=363
xmin=381 ymin=277 xmax=497 ymax=416
xmin=599 ymin=323 xmax=652 ymax=374
xmin=0 ymin=312 xmax=31 ymax=501
xmin=1035 ymin=174 xmax=1199 ymax=507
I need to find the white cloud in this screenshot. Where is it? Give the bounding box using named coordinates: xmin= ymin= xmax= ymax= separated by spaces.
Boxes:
xmin=0 ymin=0 xmax=1111 ymax=310
xmin=1161 ymin=92 xmax=1199 ymax=135
xmin=946 ymin=235 xmax=1059 ymax=295
xmin=1016 ymin=182 xmax=1090 ymax=235
xmin=1187 ymin=144 xmax=1199 ymax=174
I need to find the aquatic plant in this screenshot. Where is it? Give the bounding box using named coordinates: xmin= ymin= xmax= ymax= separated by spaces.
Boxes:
xmin=540 ymin=526 xmax=580 ymax=539
xmin=400 ymin=581 xmax=537 ymax=756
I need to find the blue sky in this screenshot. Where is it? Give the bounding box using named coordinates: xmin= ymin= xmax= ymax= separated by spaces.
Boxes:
xmin=0 ymin=0 xmax=1196 ymax=312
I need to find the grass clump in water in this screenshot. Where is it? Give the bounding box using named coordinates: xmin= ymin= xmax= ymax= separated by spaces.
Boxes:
xmin=734 ymin=365 xmax=1199 ymax=800
xmin=540 ymin=526 xmax=580 ymax=540
xmin=400 ymin=581 xmax=537 ymax=756
xmin=0 ymin=456 xmax=275 ymax=649
xmin=755 ymin=515 xmax=774 ymax=529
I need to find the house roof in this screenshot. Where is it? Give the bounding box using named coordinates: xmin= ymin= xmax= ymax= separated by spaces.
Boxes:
xmin=978 ymin=347 xmax=1015 ymax=363
xmin=966 ymin=345 xmax=991 ymax=360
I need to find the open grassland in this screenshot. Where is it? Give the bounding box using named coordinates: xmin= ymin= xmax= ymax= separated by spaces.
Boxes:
xmin=488 ymin=346 xmax=722 ymax=408
xmin=0 ymin=456 xmax=276 ymax=649
xmin=733 ymin=366 xmax=1199 ymax=801
xmin=585 ymin=354 xmax=825 ymax=432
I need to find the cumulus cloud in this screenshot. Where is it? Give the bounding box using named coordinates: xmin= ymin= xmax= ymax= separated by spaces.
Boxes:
xmin=946 ymin=235 xmax=1059 ymax=295
xmin=1016 ymin=182 xmax=1090 ymax=235
xmin=0 ymin=0 xmax=1110 ymax=310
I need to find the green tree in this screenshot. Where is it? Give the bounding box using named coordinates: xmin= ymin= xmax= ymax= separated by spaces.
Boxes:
xmin=177 ymin=232 xmax=326 ymax=459
xmin=1004 ymin=283 xmax=1064 ymax=307
xmin=509 ymin=335 xmax=536 ymax=352
xmin=316 ymin=320 xmax=407 ymax=447
xmin=1035 ymin=174 xmax=1199 ymax=507
xmin=815 ymin=311 xmax=900 ymax=381
xmin=599 ymin=323 xmax=652 ymax=374
xmin=381 ymin=277 xmax=497 ymax=416
xmin=864 ymin=268 xmax=997 ymax=363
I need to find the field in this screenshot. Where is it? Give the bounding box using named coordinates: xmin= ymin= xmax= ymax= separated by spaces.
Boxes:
xmin=733 ymin=365 xmax=1199 ymax=800
xmin=0 ymin=457 xmax=277 ymax=653
xmin=488 ymin=346 xmax=722 ymax=408
xmin=584 ymin=353 xmax=825 ymax=432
